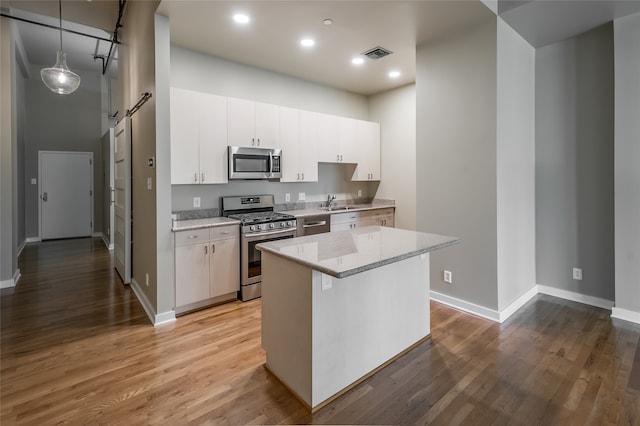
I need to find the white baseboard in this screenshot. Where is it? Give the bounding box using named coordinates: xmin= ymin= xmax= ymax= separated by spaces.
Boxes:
xmin=130 ymin=278 xmax=176 ymax=327
xmin=498 ymin=285 xmax=538 ymax=322
xmin=430 ymin=290 xmax=502 ymax=323
xmin=611 ymin=307 xmax=640 ymax=325
xmin=536 ymin=285 xmax=614 ymax=310
xmin=17 ymin=240 xmax=26 ymax=257
xmin=431 ymin=284 xmax=616 ymax=324
xmin=0 ymin=269 xmax=21 ymax=289
xmin=92 ymin=232 xmax=103 ymax=238
xmin=1 ymin=278 xmax=16 ymax=289
xmin=100 ymin=233 xmax=114 ymax=251
xmin=26 ymin=237 xmax=40 ymax=243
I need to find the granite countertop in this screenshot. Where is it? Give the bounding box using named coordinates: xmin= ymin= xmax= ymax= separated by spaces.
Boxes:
xmin=171 ymin=217 xmax=240 ymax=232
xmin=285 ymin=203 xmax=396 ymax=218
xmin=256 ymin=226 xmax=459 ymax=278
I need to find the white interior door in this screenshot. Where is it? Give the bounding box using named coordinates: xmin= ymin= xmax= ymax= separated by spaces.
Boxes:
xmin=114 ymin=118 xmax=132 ymax=284
xmin=39 ymin=151 xmax=93 ymax=240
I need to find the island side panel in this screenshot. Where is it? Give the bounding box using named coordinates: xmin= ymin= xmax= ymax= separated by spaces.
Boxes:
xmin=311 ymin=254 xmax=431 ymax=407
xmin=261 ymin=252 xmax=313 ymax=406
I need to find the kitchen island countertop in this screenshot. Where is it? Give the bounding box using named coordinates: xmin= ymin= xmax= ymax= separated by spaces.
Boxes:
xmin=257 ymin=226 xmax=459 ymax=278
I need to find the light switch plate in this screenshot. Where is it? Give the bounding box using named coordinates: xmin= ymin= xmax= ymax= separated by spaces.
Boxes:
xmin=146 ymin=177 xmax=152 ymax=190
xmin=285 ymin=193 xmax=291 ymax=202
xmin=444 ymin=270 xmax=452 ymax=284
xmin=31 ymin=178 xmax=37 ymax=185
xmin=193 ymin=197 xmax=201 ymax=208
xmin=298 ymin=192 xmax=306 ymax=201
xmin=573 ymin=268 xmax=582 ymax=280
xmin=357 ymin=189 xmax=362 ymax=197
xmin=321 ymin=274 xmax=332 ymax=291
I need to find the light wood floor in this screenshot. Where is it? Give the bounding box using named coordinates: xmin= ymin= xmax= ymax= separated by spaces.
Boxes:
xmin=2 ymin=238 xmax=639 ymax=425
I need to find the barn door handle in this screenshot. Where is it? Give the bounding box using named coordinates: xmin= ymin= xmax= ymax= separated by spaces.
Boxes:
xmin=42 ymin=192 xmax=48 ymax=202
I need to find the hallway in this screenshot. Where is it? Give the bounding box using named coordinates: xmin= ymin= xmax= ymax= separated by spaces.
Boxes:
xmin=1 ymin=238 xmax=639 ymax=425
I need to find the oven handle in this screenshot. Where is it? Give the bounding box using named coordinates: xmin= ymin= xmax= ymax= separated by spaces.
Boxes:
xmin=303 ymin=221 xmax=327 ymax=228
xmin=243 ymin=228 xmax=296 ymax=240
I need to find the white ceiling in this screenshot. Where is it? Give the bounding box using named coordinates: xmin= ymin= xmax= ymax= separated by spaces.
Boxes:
xmin=156 ymin=1 xmax=494 ymax=96
xmin=5 ymin=0 xmax=640 ymax=94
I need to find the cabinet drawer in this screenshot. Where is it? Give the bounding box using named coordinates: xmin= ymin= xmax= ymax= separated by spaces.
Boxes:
xmin=331 ymin=212 xmax=359 ymax=225
xmin=175 ymin=228 xmax=210 ymax=246
xmin=359 ymin=208 xmax=394 ymax=220
xmin=210 ymin=225 xmax=239 ymax=241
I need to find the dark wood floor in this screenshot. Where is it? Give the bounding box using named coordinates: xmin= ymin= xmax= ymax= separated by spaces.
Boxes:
xmin=2 ymin=238 xmax=639 ymax=425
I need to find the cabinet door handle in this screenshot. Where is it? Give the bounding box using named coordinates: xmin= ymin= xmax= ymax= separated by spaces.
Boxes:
xmin=257 ymin=139 xmax=260 ymax=146
xmin=201 ymin=173 xmax=205 ymax=182
xmin=194 ymin=173 xmax=198 ymax=183
xmin=297 ymin=173 xmax=300 ymax=180
xmin=252 ymin=138 xmax=255 ymax=146
xmin=211 ymin=244 xmax=216 ymax=253
xmin=205 ymin=245 xmax=208 ymax=254
xmin=336 ymin=154 xmax=340 ymax=161
xmin=301 ymin=173 xmax=304 ymax=180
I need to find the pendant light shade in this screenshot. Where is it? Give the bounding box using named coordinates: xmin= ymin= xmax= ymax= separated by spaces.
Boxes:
xmin=40 ymin=51 xmax=81 ymax=94
xmin=40 ymin=0 xmax=81 ymax=94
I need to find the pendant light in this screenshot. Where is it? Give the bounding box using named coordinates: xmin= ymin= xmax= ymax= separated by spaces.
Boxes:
xmin=40 ymin=0 xmax=81 ymax=94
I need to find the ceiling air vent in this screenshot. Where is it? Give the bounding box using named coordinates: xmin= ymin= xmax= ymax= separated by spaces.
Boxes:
xmin=362 ymin=46 xmax=394 ymax=60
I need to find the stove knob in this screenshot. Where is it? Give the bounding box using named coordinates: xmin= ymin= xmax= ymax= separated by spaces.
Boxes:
xmin=249 ymin=225 xmax=255 ymax=231
xmin=287 ymin=221 xmax=293 ymax=227
xmin=280 ymin=222 xmax=285 ymax=228
xmin=269 ymin=223 xmax=275 ymax=229
xmin=257 ymin=224 xmax=263 ymax=230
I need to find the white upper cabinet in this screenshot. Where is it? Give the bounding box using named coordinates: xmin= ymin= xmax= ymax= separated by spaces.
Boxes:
xmin=352 ymin=121 xmax=381 ymax=181
xmin=317 ymin=113 xmax=359 ymax=164
xmin=198 ymin=93 xmax=228 ymax=184
xmin=170 ymin=87 xmax=199 ymax=184
xmin=299 ymin=110 xmax=318 ymax=182
xmin=170 ymin=88 xmax=227 ymax=185
xmin=228 ymin=97 xmax=279 ymax=148
xmin=279 ymin=107 xmax=318 ymax=182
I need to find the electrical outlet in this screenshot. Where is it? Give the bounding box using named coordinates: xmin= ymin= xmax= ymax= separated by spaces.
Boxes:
xmin=193 ymin=197 xmax=201 ymax=208
xmin=357 ymin=189 xmax=362 ymax=197
xmin=573 ymin=268 xmax=582 ymax=280
xmin=285 ymin=193 xmax=291 ymax=202
xmin=145 ymin=273 xmax=149 ymax=287
xmin=321 ymin=274 xmax=332 ymax=291
xmin=298 ymin=192 xmax=306 ymax=201
xmin=31 ymin=178 xmax=37 ymax=185
xmin=444 ymin=270 xmax=452 ymax=284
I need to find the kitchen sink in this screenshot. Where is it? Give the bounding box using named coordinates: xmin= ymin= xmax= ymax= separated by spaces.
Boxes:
xmin=320 ymin=206 xmax=352 ymax=211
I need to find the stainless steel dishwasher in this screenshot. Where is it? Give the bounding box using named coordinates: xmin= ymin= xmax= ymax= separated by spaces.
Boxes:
xmin=298 ymin=214 xmax=331 ymax=236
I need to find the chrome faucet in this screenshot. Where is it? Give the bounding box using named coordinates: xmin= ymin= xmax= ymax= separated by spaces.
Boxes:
xmin=327 ymin=194 xmax=336 ymax=208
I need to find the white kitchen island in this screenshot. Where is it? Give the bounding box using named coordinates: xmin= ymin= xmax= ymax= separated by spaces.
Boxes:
xmin=256 ymin=226 xmax=459 ymax=411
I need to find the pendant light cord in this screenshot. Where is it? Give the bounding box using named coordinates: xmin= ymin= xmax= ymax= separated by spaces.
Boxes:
xmin=58 ymin=0 xmax=63 ymax=51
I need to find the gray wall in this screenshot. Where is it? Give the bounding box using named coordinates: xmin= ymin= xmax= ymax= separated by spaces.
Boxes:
xmin=496 ymin=18 xmax=536 ymax=310
xmin=24 ymin=64 xmax=104 ymax=240
xmin=535 ymin=23 xmax=615 ymax=301
xmin=369 ymin=84 xmax=417 ymax=231
xmin=416 ymin=17 xmax=500 ymax=310
xmin=614 ymin=12 xmax=640 ymax=315
xmin=170 ymin=45 xmax=377 ymax=213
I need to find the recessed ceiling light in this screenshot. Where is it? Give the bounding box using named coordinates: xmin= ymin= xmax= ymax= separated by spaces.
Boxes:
xmin=300 ymin=39 xmax=315 ymax=47
xmin=323 ymin=18 xmax=333 ymax=25
xmin=389 ymin=70 xmax=401 ymax=78
xmin=233 ymin=14 xmax=250 ymax=24
xmin=352 ymin=57 xmax=365 ymax=65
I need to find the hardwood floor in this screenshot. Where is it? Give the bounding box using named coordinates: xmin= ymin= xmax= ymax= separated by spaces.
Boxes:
xmin=2 ymin=238 xmax=639 ymax=425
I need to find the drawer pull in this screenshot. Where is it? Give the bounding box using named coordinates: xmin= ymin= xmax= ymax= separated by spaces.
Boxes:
xmin=187 ymin=235 xmax=198 ymax=239
xmin=219 ymin=231 xmax=229 ymax=235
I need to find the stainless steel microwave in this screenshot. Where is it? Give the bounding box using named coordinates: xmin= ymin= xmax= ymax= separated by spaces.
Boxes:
xmin=228 ymin=146 xmax=282 ymax=180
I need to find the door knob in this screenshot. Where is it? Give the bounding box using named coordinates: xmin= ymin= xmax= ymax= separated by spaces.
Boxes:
xmin=42 ymin=192 xmax=48 ymax=202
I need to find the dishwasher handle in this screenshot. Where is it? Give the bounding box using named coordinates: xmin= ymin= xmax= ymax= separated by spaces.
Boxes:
xmin=303 ymin=221 xmax=327 ymax=228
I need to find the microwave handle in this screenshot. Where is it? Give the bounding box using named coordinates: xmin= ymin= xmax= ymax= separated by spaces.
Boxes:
xmin=269 ymin=152 xmax=273 ymax=174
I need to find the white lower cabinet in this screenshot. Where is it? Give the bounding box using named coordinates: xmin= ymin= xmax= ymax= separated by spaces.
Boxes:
xmin=330 ymin=208 xmax=395 ymax=232
xmin=174 ymin=225 xmax=239 ymax=313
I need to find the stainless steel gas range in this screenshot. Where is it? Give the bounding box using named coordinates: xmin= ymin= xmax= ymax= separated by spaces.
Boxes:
xmin=221 ymin=195 xmax=297 ymax=301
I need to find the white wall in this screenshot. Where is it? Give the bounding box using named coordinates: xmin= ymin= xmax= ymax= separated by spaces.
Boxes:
xmin=535 ymin=23 xmax=615 ymax=302
xmin=613 ymin=11 xmax=640 ymax=320
xmin=416 ymin=17 xmax=499 ymax=310
xmin=169 ymin=46 xmax=378 ymax=212
xmin=369 ymin=84 xmax=416 ymax=231
xmin=496 ymin=19 xmax=536 ymax=310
